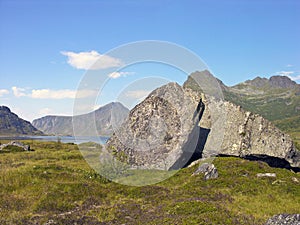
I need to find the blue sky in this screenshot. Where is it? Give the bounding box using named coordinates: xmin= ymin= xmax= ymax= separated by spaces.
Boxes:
xmin=0 ymin=0 xmax=299 ymax=121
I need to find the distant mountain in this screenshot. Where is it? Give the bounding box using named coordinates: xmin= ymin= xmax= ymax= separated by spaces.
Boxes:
xmin=32 ymin=102 xmax=129 ymax=136
xmin=225 ymin=76 xmax=300 ymax=119
xmin=183 ymin=71 xmax=300 ymax=145
xmin=223 ymin=76 xmax=300 ymax=137
xmin=0 ymin=106 xmax=43 ymax=136
xmin=244 ymin=75 xmax=298 ymax=89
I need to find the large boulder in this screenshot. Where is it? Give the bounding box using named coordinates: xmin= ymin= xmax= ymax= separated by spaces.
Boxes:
xmin=106 ymin=71 xmax=300 ymax=170
xmin=106 ymin=82 xmax=203 ymax=170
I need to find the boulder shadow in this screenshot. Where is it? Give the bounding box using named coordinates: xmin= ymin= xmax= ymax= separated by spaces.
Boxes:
xmin=170 ymin=99 xmax=210 ymax=170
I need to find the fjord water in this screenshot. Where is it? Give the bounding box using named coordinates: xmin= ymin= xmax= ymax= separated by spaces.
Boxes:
xmin=0 ymin=136 xmax=109 ymax=145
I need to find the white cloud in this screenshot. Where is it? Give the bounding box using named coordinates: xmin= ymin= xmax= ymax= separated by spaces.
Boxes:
xmin=286 ymin=64 xmax=293 ymax=67
xmin=274 ymin=71 xmax=294 ymax=76
xmin=125 ymin=90 xmax=151 ymax=99
xmin=288 ymin=75 xmax=300 ymax=81
xmin=12 ymin=86 xmax=98 ymax=99
xmin=12 ymin=86 xmax=27 ymax=97
xmin=108 ymin=71 xmax=135 ymax=79
xmin=0 ymin=89 xmax=9 ymax=97
xmin=31 ymin=89 xmax=76 ymax=99
xmin=76 ymin=89 xmax=99 ymax=98
xmin=61 ymin=50 xmax=123 ymax=70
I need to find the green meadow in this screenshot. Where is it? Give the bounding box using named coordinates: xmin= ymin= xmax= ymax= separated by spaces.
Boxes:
xmin=0 ymin=141 xmax=299 ymax=224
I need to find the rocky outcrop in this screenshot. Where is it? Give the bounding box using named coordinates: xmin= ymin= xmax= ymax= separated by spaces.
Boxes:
xmin=217 ymin=101 xmax=300 ymax=168
xmin=33 ymin=102 xmax=129 ymax=136
xmin=0 ymin=141 xmax=30 ymax=151
xmin=192 ymin=163 xmax=218 ymax=180
xmin=106 ymin=71 xmax=300 ymax=170
xmin=265 ymin=214 xmax=300 ymax=225
xmin=0 ymin=106 xmax=43 ymax=136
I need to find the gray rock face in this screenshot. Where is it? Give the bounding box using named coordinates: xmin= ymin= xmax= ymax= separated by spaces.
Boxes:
xmin=106 ymin=72 xmax=300 ymax=170
xmin=269 ymin=76 xmax=298 ymax=89
xmin=192 ymin=163 xmax=218 ymax=180
xmin=33 ymin=102 xmax=129 ymax=136
xmin=106 ymin=82 xmax=203 ymax=170
xmin=265 ymin=214 xmax=300 ymax=225
xmin=217 ymin=101 xmax=300 ymax=168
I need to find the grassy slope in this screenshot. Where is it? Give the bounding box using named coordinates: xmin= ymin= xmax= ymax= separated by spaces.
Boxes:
xmin=0 ymin=141 xmax=299 ymax=225
xmin=224 ymin=88 xmax=300 ymax=122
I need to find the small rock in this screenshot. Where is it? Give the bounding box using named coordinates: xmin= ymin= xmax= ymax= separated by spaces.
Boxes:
xmin=192 ymin=163 xmax=218 ymax=180
xmin=265 ymin=214 xmax=300 ymax=225
xmin=291 ymin=177 xmax=299 ymax=183
xmin=43 ymin=219 xmax=55 ymax=225
xmin=256 ymin=173 xmax=276 ymax=178
xmin=272 ymin=180 xmax=285 ymax=185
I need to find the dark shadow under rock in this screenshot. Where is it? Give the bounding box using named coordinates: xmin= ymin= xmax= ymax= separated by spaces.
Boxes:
xmin=218 ymin=154 xmax=300 ymax=173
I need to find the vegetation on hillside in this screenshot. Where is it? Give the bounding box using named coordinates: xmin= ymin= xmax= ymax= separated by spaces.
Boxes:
xmin=0 ymin=141 xmax=299 ymax=224
xmin=224 ymin=89 xmax=300 ymax=122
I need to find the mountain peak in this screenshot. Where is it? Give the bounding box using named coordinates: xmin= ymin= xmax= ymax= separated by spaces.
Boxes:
xmin=0 ymin=106 xmax=11 ymax=113
xmin=269 ymin=75 xmax=297 ymax=89
xmin=244 ymin=77 xmax=268 ymax=88
xmin=242 ymin=75 xmax=297 ymax=89
xmin=0 ymin=106 xmax=43 ymax=135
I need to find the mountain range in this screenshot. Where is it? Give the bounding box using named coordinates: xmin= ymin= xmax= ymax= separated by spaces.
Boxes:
xmin=32 ymin=102 xmax=129 ymax=136
xmin=221 ymin=74 xmax=300 ymax=144
xmin=223 ymin=75 xmax=300 ymax=120
xmin=1 ymin=73 xmax=299 ymax=142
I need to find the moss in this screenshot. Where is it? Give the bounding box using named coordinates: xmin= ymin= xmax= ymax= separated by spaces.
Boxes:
xmin=0 ymin=141 xmax=299 ymax=224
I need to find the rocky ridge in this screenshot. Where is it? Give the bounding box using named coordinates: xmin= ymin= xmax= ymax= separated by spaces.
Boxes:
xmin=243 ymin=75 xmax=299 ymax=89
xmin=223 ymin=75 xmax=300 ymax=126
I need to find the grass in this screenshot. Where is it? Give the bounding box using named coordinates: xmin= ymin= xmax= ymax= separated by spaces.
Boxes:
xmin=0 ymin=141 xmax=299 ymax=224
